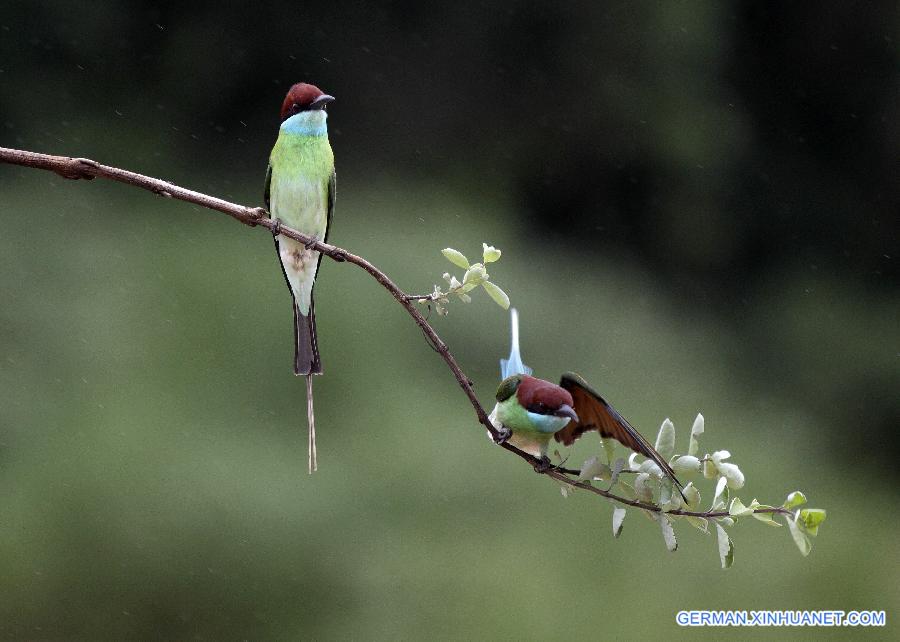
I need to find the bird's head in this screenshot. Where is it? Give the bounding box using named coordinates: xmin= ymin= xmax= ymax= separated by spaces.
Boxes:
xmin=496 ymin=374 xmax=579 ymax=423
xmin=280 ymin=83 xmax=335 ymax=122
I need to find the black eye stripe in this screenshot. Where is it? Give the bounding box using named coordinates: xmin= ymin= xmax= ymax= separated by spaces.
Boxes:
xmin=527 ymin=402 xmax=550 ymax=415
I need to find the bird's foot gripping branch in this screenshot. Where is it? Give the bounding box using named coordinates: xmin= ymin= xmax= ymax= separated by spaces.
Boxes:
xmin=0 ymin=145 xmax=825 ymax=569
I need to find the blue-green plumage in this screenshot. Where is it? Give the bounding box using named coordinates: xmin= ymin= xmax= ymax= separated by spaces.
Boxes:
xmin=264 ymin=83 xmax=336 ymax=474
xmin=490 ymin=309 xmax=686 ymax=498
xmin=265 ymin=91 xmax=335 ymax=375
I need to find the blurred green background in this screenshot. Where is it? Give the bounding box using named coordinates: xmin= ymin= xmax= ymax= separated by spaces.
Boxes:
xmin=1 ymin=1 xmax=898 ymax=639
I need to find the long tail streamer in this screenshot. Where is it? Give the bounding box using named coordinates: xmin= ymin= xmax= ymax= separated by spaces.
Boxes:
xmin=500 ymin=307 xmax=533 ymax=379
xmin=306 ymin=375 xmax=317 ymax=473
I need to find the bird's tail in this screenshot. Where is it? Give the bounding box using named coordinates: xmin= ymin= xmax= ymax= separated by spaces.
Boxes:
xmin=292 ymin=298 xmax=321 ymax=474
xmin=306 ymin=375 xmax=317 ymax=474
xmin=500 ymin=307 xmax=533 ymax=379
xmin=293 ymin=297 xmax=322 ymax=376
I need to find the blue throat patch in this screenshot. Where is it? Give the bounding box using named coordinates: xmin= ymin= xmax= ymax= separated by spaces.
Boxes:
xmin=280 ymin=110 xmax=329 ymax=136
xmin=526 ymin=411 xmax=571 ymax=434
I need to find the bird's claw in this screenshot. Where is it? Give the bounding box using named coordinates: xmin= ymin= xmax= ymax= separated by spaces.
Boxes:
xmin=270 ymin=219 xmax=282 ymax=238
xmin=493 ymin=426 xmax=512 ymax=445
xmin=304 ymin=234 xmax=320 ymax=250
xmin=533 ymin=456 xmax=552 ymax=474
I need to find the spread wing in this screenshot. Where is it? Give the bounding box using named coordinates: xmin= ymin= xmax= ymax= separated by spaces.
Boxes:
xmin=555 ymin=372 xmax=683 ymax=493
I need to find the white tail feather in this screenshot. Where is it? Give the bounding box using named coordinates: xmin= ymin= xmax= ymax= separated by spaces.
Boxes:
xmin=500 ymin=307 xmax=533 ymax=379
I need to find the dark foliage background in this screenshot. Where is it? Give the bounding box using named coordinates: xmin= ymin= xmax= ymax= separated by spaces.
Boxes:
xmin=1 ymin=1 xmax=897 ymax=639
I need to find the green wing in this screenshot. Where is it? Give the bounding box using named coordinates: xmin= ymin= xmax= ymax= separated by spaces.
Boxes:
xmin=324 ymin=168 xmax=335 ymax=243
xmin=265 ymin=162 xmax=295 ymax=299
xmin=495 ymin=374 xmax=523 ymax=402
xmin=313 ymin=169 xmax=336 ymax=277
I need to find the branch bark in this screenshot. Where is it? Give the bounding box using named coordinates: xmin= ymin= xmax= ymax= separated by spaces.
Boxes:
xmin=0 ymin=145 xmax=788 ymax=524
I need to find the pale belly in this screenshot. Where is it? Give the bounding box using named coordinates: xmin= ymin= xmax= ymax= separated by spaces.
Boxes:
xmin=508 ymin=431 xmax=554 ymax=458
xmin=271 ymin=176 xmax=329 ymax=315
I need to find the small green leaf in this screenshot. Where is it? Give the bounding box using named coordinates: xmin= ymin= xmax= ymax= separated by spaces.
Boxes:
xmin=783 ymin=491 xmax=807 ymax=510
xmin=615 ymin=481 xmax=636 ymax=500
xmin=712 ymin=476 xmax=728 ymax=509
xmin=751 ymin=511 xmax=783 ymax=527
xmin=682 ymin=482 xmax=701 ymax=508
xmin=708 ymin=450 xmax=744 ymax=489
xmin=634 ymin=473 xmax=654 ymax=502
xmin=715 ymin=523 xmax=735 ymax=569
xmin=655 ymin=418 xmax=676 ymax=460
xmin=441 ymin=248 xmax=470 ymax=269
xmin=747 ymin=500 xmax=782 ymax=527
xmin=638 ymin=459 xmax=663 ymax=478
xmin=481 ymin=280 xmax=510 ymax=309
xmin=718 ymin=462 xmax=745 ymax=489
xmin=482 ymin=243 xmax=502 ymax=263
xmin=671 ymin=455 xmax=701 ymax=475
xmin=601 ymin=437 xmax=617 ymax=467
xmin=660 ymin=480 xmax=683 ymax=512
xmin=658 ymin=482 xmax=673 ymax=510
xmin=798 ymin=508 xmax=826 ymax=536
xmin=627 ymin=452 xmax=642 ymax=471
xmin=578 ymin=456 xmax=611 ymax=482
xmin=685 ymin=515 xmax=709 ymax=533
xmin=728 ymin=497 xmax=754 ymax=517
xmin=667 ymin=488 xmax=684 ymax=511
xmin=786 ymin=514 xmax=812 ymax=556
xmin=463 ymin=264 xmax=487 ymax=285
xmin=612 ymin=508 xmax=626 ymax=538
xmin=659 ymin=514 xmax=678 ymax=552
xmin=688 ymin=413 xmax=704 ymax=456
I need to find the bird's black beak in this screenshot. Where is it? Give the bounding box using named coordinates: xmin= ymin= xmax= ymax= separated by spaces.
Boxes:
xmin=310 ymin=94 xmax=335 ymax=110
xmin=555 ymin=404 xmax=579 ymax=423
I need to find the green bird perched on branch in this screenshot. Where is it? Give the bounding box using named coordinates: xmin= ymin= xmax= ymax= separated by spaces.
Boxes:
xmin=264 ymin=82 xmax=336 ymax=473
xmin=490 ymin=309 xmax=685 ymax=499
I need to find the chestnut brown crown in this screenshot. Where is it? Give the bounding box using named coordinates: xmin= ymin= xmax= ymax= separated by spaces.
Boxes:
xmin=279 ymin=83 xmax=334 ymax=122
xmin=515 ymin=375 xmax=575 ymax=416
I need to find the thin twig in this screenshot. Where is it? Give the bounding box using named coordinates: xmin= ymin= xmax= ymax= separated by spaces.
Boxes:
xmin=0 ymin=145 xmax=790 ymax=523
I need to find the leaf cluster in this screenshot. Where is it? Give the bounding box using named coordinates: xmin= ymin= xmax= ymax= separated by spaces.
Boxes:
xmin=419 ymin=244 xmax=510 ymax=315
xmin=565 ymin=414 xmax=826 ymax=568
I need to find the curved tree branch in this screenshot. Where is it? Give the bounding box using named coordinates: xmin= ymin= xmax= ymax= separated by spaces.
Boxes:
xmin=0 ymin=145 xmax=789 ymax=523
